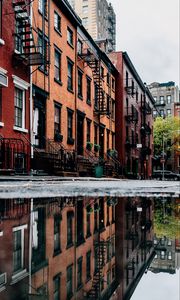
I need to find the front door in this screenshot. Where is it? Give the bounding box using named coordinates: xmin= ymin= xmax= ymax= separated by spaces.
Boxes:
xmin=77 ymin=114 xmax=84 ymax=155
xmin=33 ymin=98 xmax=46 ymax=149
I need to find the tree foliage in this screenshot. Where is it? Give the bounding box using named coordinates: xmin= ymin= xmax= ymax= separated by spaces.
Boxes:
xmin=154 ymin=116 xmax=180 ymax=156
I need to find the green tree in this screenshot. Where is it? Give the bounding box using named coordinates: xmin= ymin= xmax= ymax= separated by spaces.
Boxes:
xmin=154 ymin=116 xmax=180 ymax=157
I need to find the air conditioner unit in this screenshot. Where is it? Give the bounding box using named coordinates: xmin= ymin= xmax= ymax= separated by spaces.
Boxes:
xmin=0 ymin=273 xmax=7 ymax=287
xmin=0 ymin=73 xmax=8 ymax=87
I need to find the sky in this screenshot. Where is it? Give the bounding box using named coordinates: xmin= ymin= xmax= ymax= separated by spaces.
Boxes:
xmin=109 ymin=0 xmax=179 ymax=86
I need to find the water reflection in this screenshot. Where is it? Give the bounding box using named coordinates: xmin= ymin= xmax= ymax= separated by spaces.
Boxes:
xmin=0 ymin=197 xmax=179 ymax=300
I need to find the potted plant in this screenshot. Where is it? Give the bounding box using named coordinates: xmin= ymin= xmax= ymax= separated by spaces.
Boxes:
xmin=94 ymin=144 xmax=100 ymax=153
xmin=86 ymin=142 xmax=93 ymax=151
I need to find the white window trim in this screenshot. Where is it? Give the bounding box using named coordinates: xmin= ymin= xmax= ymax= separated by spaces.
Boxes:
xmin=0 ymin=67 xmax=8 ymax=75
xmin=0 ymin=231 xmax=3 ymax=237
xmin=0 ymin=272 xmax=7 ymax=293
xmin=0 ymin=122 xmax=4 ymax=127
xmin=12 ymin=224 xmax=28 ymax=278
xmin=12 ymin=75 xmax=29 ymax=90
xmin=12 ymin=76 xmax=29 ymax=132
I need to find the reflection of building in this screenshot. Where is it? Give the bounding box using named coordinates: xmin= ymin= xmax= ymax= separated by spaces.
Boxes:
xmin=108 ymin=52 xmax=155 ymax=179
xmin=114 ymin=197 xmax=154 ymax=300
xmin=68 ymin=0 xmax=116 ymax=52
xmin=0 ymin=197 xmax=117 ymax=300
xmin=149 ymin=237 xmax=176 ymax=274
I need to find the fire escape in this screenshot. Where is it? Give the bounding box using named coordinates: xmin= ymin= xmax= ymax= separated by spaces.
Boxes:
xmin=79 ymin=49 xmax=110 ymax=115
xmin=12 ymin=0 xmax=48 ymax=66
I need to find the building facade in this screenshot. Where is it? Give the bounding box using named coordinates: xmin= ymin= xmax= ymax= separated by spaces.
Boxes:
xmin=109 ymin=52 xmax=155 ymax=179
xmin=31 ymin=0 xmax=119 ymax=177
xmin=148 ymin=81 xmax=180 ymax=119
xmin=68 ymin=0 xmax=116 ymax=53
xmin=0 ymin=0 xmax=33 ymax=174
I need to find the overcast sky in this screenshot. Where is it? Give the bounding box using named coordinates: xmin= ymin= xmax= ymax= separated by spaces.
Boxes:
xmin=109 ymin=0 xmax=179 ymax=85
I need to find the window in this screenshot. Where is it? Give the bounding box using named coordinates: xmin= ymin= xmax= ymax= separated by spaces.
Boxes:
xmin=112 ymin=205 xmax=115 ymax=223
xmin=54 ymin=49 xmax=61 ymax=82
xmin=160 ymin=96 xmax=164 ymax=104
xmin=168 ymin=251 xmax=172 ymax=260
xmin=160 ymin=251 xmax=165 ymax=259
xmin=38 ymin=0 xmax=47 ymax=17
xmin=112 ymin=78 xmax=115 ymax=90
xmin=67 ymin=211 xmax=73 ymax=247
xmin=15 ymin=20 xmax=24 ymax=53
xmin=112 ymin=265 xmax=115 ymax=280
xmin=76 ymin=200 xmax=84 ymax=245
xmin=54 ymin=104 xmax=61 ymax=136
xmin=160 ymin=110 xmax=164 ymax=117
xmin=86 ymin=251 xmax=91 ymax=281
xmin=107 ymin=270 xmax=111 ymax=286
xmin=106 ymin=130 xmax=110 ymax=151
xmin=54 ymin=11 xmax=61 ymax=32
xmin=112 ymin=133 xmax=115 ymax=149
xmin=94 ymin=83 xmax=98 ymax=109
xmin=82 ymin=17 xmax=88 ymax=27
xmin=167 ymin=109 xmax=171 ymax=116
xmin=78 ymin=70 xmax=83 ymax=98
xmin=86 ymin=120 xmax=91 ymax=142
xmin=38 ymin=32 xmax=48 ymax=72
xmin=154 ymin=96 xmax=157 ymax=102
xmin=67 ymin=110 xmax=73 ymax=139
xmin=167 ymin=95 xmax=171 ymax=104
xmin=77 ymin=39 xmax=83 ymax=55
xmin=54 ymin=215 xmax=61 ymax=254
xmin=107 ymin=73 xmax=110 ymax=85
xmin=14 ymin=87 xmax=24 ymax=128
xmin=126 ymin=71 xmax=128 ymax=87
xmin=153 ymin=110 xmax=157 ymax=117
xmin=112 ymin=101 xmax=115 ymax=119
xmin=86 ymin=76 xmax=91 ymax=104
xmin=13 ymin=225 xmax=27 ymax=274
xmin=94 ymin=124 xmax=98 ymax=145
xmin=86 ymin=208 xmax=91 ymax=237
xmin=53 ymin=274 xmax=60 ymax=300
xmin=101 ymin=66 xmax=104 ymax=78
xmin=112 ymin=236 xmax=115 ymax=256
xmin=67 ymin=27 xmax=73 ymax=46
xmin=77 ymin=257 xmax=83 ymax=289
xmin=99 ymin=198 xmax=104 ymax=230
xmin=66 ymin=265 xmax=73 ymax=300
xmin=107 ymin=95 xmax=110 ymax=113
xmin=82 ymin=5 xmax=88 ymax=13
xmin=67 ymin=60 xmax=73 ymax=91
xmin=107 ymin=239 xmax=111 ymax=262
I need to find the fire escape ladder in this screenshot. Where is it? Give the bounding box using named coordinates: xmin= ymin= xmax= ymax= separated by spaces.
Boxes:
xmin=12 ymin=0 xmax=48 ymax=66
xmin=87 ymin=241 xmax=107 ymax=299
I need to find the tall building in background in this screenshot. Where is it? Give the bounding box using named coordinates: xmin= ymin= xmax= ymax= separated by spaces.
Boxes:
xmin=68 ymin=0 xmax=116 ymax=53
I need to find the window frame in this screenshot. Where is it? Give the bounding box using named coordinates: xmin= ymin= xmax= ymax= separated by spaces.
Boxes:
xmin=12 ymin=225 xmax=28 ymax=276
xmin=54 ymin=11 xmax=61 ymax=33
xmin=54 ymin=48 xmax=62 ymax=83
xmin=78 ymin=69 xmax=83 ymax=99
xmin=67 ymin=27 xmax=74 ymax=47
xmin=54 ymin=103 xmax=61 ymax=136
xmin=77 ymin=257 xmax=83 ymax=289
xmin=86 ymin=76 xmax=91 ymax=104
xmin=67 ymin=59 xmax=74 ymax=92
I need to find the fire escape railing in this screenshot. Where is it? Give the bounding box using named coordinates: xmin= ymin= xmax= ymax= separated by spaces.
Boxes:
xmin=12 ymin=0 xmax=49 ymax=66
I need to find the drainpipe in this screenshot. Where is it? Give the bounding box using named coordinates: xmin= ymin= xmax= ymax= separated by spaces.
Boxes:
xmin=75 ymin=29 xmax=77 ymax=164
xmin=29 ymin=198 xmax=33 ymax=295
xmin=29 ymin=0 xmax=33 ymax=161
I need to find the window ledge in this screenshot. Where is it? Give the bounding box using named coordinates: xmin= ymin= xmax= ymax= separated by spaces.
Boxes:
xmin=14 ymin=49 xmax=21 ymax=54
xmin=0 ymin=39 xmax=5 ymax=46
xmin=67 ymin=88 xmax=74 ymax=94
xmin=67 ymin=41 xmax=74 ymax=49
xmin=11 ymin=269 xmax=28 ymax=285
xmin=13 ymin=126 xmax=28 ymax=133
xmin=78 ymin=95 xmax=83 ymax=100
xmin=54 ymin=28 xmax=62 ymax=36
xmin=53 ymin=249 xmax=62 ymax=257
xmin=0 ymin=122 xmax=4 ymax=127
xmin=54 ymin=78 xmax=63 ymax=86
xmin=86 ymin=101 xmax=91 ymax=106
xmin=66 ymin=242 xmax=74 ymax=250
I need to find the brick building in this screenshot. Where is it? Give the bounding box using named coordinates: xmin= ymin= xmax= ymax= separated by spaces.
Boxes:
xmin=31 ymin=0 xmax=119 ymax=177
xmin=0 ymin=0 xmax=34 ymax=173
xmin=108 ymin=52 xmax=155 ymax=179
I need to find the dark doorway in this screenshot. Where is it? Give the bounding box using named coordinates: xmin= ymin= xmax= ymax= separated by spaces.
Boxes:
xmin=33 ymin=97 xmax=46 ymax=149
xmin=99 ymin=126 xmax=104 ymax=158
xmin=77 ymin=112 xmax=84 ymax=155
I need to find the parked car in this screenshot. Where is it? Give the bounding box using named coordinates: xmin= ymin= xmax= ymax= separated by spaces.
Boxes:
xmin=152 ymin=170 xmax=180 ymax=181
